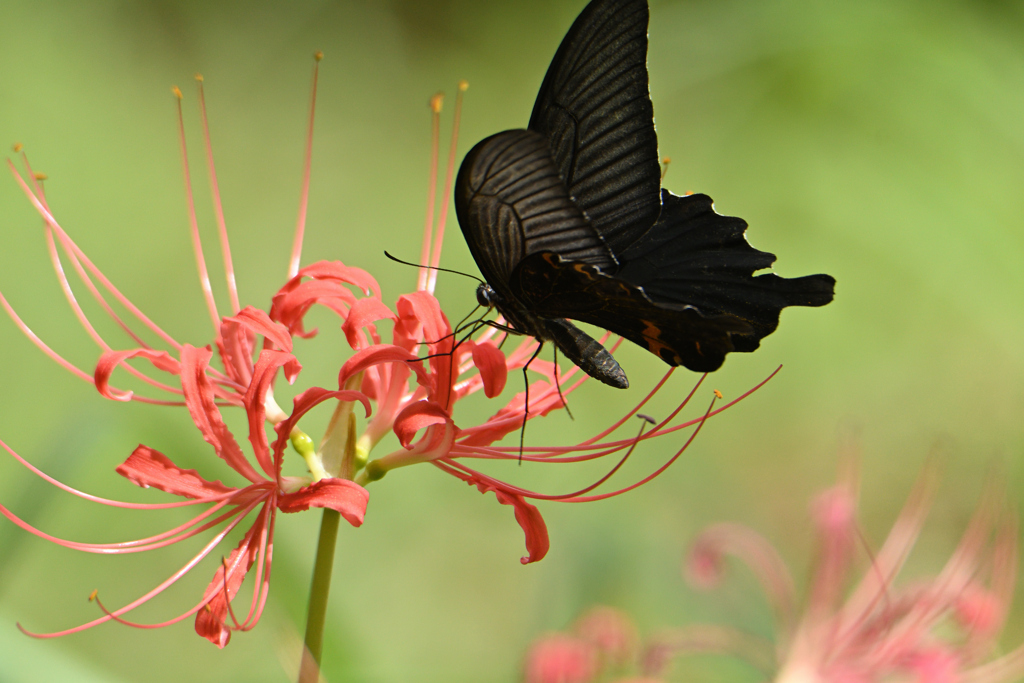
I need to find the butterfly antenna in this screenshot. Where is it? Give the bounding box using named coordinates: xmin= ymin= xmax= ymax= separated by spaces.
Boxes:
xmin=519 ymin=343 xmax=545 ymax=464
xmin=384 ymin=251 xmax=483 ymax=284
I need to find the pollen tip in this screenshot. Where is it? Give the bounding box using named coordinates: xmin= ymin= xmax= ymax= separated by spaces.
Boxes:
xmin=458 ymin=79 xmax=469 ymax=92
xmin=88 ymin=589 xmax=98 ymax=602
xmin=662 ymin=156 xmax=671 ymax=165
xmin=714 ymin=389 xmax=723 ymax=399
xmin=194 ymin=73 xmax=204 ymax=82
xmin=12 ymin=142 xmax=23 ymax=153
xmin=172 ymin=85 xmax=183 ymax=100
xmin=314 ymin=50 xmax=324 ymax=62
xmin=637 ymin=413 xmax=656 ymax=425
xmin=430 ymin=92 xmax=444 ymax=114
xmin=33 ymin=172 xmax=48 ymax=181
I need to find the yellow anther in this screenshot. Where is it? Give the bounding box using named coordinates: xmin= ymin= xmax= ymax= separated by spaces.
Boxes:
xmin=314 ymin=50 xmax=323 ymax=62
xmin=88 ymin=589 xmax=98 ymax=602
xmin=430 ymin=92 xmax=444 ymax=113
xmin=662 ymin=156 xmax=671 ymax=165
xmin=714 ymin=389 xmax=723 ymax=399
xmin=12 ymin=142 xmax=23 ymax=153
xmin=194 ymin=73 xmax=204 ymax=82
xmin=458 ymin=79 xmax=469 ymax=92
xmin=33 ymin=172 xmax=47 ymax=181
xmin=172 ymin=86 xmax=183 ymax=99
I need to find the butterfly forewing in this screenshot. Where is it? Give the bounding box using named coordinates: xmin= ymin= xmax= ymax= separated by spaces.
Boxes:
xmin=528 ymin=0 xmax=661 ymax=254
xmin=455 ymin=128 xmax=616 ymax=292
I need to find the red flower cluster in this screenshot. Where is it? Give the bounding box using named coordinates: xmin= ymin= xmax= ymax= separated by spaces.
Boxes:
xmin=0 ymin=64 xmax=753 ymax=646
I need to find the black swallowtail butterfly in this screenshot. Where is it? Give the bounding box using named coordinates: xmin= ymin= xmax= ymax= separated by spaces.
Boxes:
xmin=454 ymin=0 xmax=835 ymax=389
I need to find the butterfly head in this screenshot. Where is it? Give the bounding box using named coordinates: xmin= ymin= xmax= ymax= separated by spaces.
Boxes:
xmin=476 ymin=283 xmax=497 ymax=310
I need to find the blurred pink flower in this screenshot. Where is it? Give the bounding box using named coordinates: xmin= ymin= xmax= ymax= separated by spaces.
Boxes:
xmin=669 ymin=463 xmax=1024 ymax=682
xmin=0 ymin=64 xmax=760 ymax=644
xmin=524 ymin=633 xmax=600 ymax=683
xmin=523 ymin=607 xmax=652 ymax=683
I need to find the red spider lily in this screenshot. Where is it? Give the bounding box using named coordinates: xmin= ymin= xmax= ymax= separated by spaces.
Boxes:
xmin=0 ymin=60 xmax=760 ymax=646
xmin=669 ymin=462 xmax=1024 ymax=683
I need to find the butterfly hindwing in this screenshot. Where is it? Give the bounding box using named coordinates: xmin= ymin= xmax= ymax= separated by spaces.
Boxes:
xmin=528 ymin=0 xmax=662 ymax=253
xmin=618 ymin=191 xmax=837 ymax=352
xmin=511 ymin=252 xmax=753 ymax=373
xmin=454 ymin=129 xmax=616 ymax=295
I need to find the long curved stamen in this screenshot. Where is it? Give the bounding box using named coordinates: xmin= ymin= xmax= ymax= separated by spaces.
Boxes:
xmin=288 ymin=52 xmax=322 ymax=280
xmin=0 ymin=437 xmax=232 ymax=509
xmin=0 ymin=290 xmax=94 ymax=384
xmin=7 ymin=159 xmax=185 ymax=352
xmin=417 ymin=93 xmax=443 ymax=292
xmin=426 ymin=80 xmax=468 ymax=294
xmin=41 ymin=229 xmax=185 ymax=397
xmin=173 ymin=87 xmax=222 ymax=334
xmin=196 ymin=74 xmax=241 ymax=315
xmin=233 ymin=504 xmax=275 ymax=631
xmin=16 ymin=499 xmax=262 ymax=638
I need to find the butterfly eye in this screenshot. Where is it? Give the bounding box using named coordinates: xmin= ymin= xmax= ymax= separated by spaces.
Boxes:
xmin=476 ymin=284 xmax=495 ymax=309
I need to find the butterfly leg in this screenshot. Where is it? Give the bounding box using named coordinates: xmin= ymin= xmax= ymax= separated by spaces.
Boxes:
xmin=519 ymin=341 xmax=545 ymax=463
xmin=550 ymin=344 xmax=573 ymax=420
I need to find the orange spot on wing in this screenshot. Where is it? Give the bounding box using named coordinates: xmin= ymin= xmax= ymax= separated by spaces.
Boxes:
xmin=640 ymin=319 xmax=674 ymax=360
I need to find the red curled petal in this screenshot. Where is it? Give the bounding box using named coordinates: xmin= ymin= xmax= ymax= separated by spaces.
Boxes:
xmin=498 ymin=488 xmax=549 ymax=564
xmin=446 ymin=469 xmax=550 ymax=564
xmin=339 ymin=344 xmax=431 ymax=390
xmin=294 ymin=260 xmax=380 ymax=297
xmin=394 ymin=292 xmax=451 ymax=349
xmin=270 ymin=280 xmax=356 ymax=338
xmin=341 ymin=297 xmax=396 ymax=350
xmin=181 ymin=345 xmax=264 ymax=484
xmin=95 ymin=348 xmax=181 ymax=401
xmin=271 ymin=387 xmax=371 ymax=462
xmin=439 ymin=466 xmax=549 ymax=564
xmin=225 ymin=306 xmax=293 ymax=352
xmin=269 ymin=260 xmax=381 ymax=337
xmin=116 ymin=445 xmax=235 ymax=499
xmin=393 ymin=400 xmax=451 ymax=448
xmin=243 ymin=349 xmax=300 ymax=477
xmin=471 ymin=341 xmax=507 ymax=398
xmin=277 ymin=478 xmax=369 ymax=526
xmin=195 ymin=507 xmax=268 ymax=647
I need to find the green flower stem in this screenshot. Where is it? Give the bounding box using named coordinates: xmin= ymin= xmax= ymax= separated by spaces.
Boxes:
xmin=298 ymin=508 xmax=341 ymax=683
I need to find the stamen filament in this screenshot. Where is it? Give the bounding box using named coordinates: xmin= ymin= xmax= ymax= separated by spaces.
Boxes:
xmin=174 ymin=89 xmax=223 ymax=334
xmin=196 ymin=74 xmax=241 ymax=315
xmin=417 ymin=93 xmax=443 ymax=292
xmin=288 ymin=52 xmax=322 ymax=279
xmin=426 ymin=80 xmax=468 ymax=293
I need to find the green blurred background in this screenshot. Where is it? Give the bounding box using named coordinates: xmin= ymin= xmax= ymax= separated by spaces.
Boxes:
xmin=2 ymin=0 xmax=1024 ymax=681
